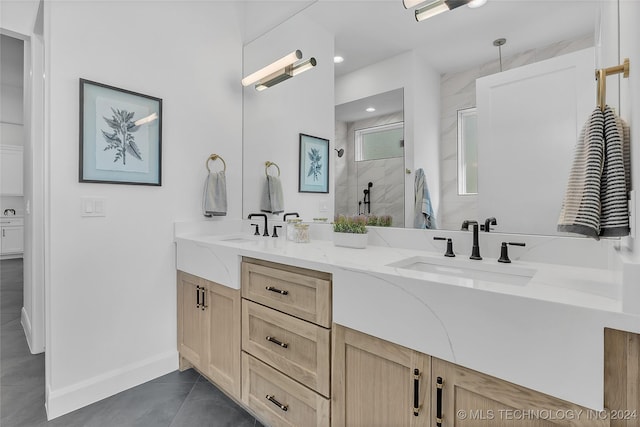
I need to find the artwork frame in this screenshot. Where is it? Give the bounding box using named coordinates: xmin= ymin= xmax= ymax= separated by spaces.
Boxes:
xmin=79 ymin=79 xmax=162 ymax=186
xmin=298 ymin=133 xmax=329 ymax=193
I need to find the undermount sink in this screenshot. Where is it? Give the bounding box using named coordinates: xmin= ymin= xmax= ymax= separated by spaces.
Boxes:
xmin=198 ymin=234 xmax=258 ymax=244
xmin=387 ymin=256 xmax=536 ymax=286
xmin=218 ymin=237 xmax=256 ymax=243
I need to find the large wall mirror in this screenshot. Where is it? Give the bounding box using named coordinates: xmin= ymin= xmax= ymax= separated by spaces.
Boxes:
xmin=243 ymin=0 xmax=621 ymax=237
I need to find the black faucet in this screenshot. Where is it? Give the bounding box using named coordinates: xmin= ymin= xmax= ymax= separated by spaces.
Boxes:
xmin=483 ymin=217 xmax=497 ymax=232
xmin=283 ymin=212 xmax=300 ymax=222
xmin=248 ymin=213 xmax=269 ymax=236
xmin=461 ymin=220 xmax=482 ymax=260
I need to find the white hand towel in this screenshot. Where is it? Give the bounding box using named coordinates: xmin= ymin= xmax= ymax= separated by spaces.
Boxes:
xmin=260 ymin=175 xmax=284 ymax=215
xmin=203 ymin=171 xmax=227 ymax=217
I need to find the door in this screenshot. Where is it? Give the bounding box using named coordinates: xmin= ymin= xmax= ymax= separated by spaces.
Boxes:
xmin=204 ymin=279 xmax=241 ymax=399
xmin=1 ymin=226 xmax=24 ymax=254
xmin=332 ymin=324 xmax=430 ymax=427
xmin=177 ymin=271 xmax=208 ymax=372
xmin=431 ymin=358 xmax=608 ymax=427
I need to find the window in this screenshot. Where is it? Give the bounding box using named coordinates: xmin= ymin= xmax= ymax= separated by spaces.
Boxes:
xmin=457 ymin=107 xmax=478 ymax=195
xmin=355 ymin=122 xmax=404 ymax=162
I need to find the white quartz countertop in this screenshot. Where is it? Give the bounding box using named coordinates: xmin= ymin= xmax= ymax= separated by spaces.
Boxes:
xmin=174 ymin=225 xmax=640 ymax=411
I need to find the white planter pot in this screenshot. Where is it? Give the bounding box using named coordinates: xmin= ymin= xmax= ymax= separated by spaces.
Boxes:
xmin=333 ymin=232 xmax=368 ymax=249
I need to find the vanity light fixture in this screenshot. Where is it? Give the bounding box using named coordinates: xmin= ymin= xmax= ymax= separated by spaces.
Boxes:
xmin=415 ymin=0 xmax=473 ymax=21
xmin=254 ymin=57 xmax=317 ymax=91
xmin=467 ymin=0 xmax=487 ymax=8
xmin=241 ymin=49 xmax=302 ymax=87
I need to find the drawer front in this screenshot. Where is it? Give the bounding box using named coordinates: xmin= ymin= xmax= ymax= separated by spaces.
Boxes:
xmin=242 ymin=261 xmax=331 ymax=327
xmin=242 ymin=353 xmax=330 ymax=427
xmin=242 ymin=300 xmax=330 ymax=397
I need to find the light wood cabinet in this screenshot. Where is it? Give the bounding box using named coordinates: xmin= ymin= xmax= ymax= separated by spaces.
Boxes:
xmin=243 ymin=352 xmax=330 ymax=427
xmin=332 ymin=325 xmax=431 ymax=427
xmin=177 ymin=271 xmax=241 ymax=399
xmin=241 ymin=258 xmax=332 ymax=427
xmin=431 ymin=357 xmax=609 ymax=427
xmin=242 ymin=299 xmax=331 ymax=397
xmin=242 ymin=258 xmax=332 ymax=327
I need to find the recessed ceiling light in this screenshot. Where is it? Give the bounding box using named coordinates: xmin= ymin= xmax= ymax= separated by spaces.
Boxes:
xmin=468 ymin=0 xmax=487 ymax=8
xmin=334 ymin=56 xmax=344 ymax=64
xmin=366 ymin=107 xmax=376 ymax=112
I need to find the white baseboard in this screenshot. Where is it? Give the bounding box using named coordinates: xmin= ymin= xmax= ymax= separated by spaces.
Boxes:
xmin=20 ymin=307 xmax=37 ymax=354
xmin=46 ymin=350 xmax=178 ymax=420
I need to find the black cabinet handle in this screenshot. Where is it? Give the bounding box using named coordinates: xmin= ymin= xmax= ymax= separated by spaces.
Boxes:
xmin=196 ymin=285 xmax=201 ymax=309
xmin=265 ymin=285 xmax=288 ymax=296
xmin=265 ymin=394 xmax=288 ymax=412
xmin=201 ymin=288 xmax=207 ymax=311
xmin=436 ymin=376 xmax=443 ymax=427
xmin=266 ymin=336 xmax=289 ymax=349
xmin=413 ymin=369 xmax=420 ymax=416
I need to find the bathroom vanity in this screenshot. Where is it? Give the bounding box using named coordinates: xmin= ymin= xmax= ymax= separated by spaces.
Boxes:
xmin=175 ymin=221 xmax=639 ymax=427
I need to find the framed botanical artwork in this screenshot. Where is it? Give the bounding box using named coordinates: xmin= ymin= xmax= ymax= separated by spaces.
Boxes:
xmin=79 ymin=79 xmax=162 ymax=185
xmin=298 ymin=133 xmax=329 ymax=193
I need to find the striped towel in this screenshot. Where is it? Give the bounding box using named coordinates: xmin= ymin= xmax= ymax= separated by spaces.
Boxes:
xmin=557 ymin=106 xmax=629 ymax=239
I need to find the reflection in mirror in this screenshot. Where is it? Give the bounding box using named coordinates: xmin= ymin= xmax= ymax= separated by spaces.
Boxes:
xmin=335 ymin=88 xmax=404 ymax=227
xmin=457 ymin=107 xmax=478 ymax=196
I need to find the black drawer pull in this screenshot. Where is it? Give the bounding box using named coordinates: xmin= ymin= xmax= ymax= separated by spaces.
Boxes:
xmin=266 ymin=394 xmax=288 ymax=412
xmin=266 ymin=336 xmax=289 ymax=349
xmin=266 ymin=286 xmax=288 ymax=295
xmin=413 ymin=369 xmax=420 ymax=416
xmin=436 ymin=376 xmax=443 ymax=426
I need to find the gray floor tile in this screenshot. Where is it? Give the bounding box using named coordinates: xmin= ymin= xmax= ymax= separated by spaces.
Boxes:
xmin=0 ymin=290 xmax=23 ymax=316
xmin=47 ymin=382 xmax=195 ymax=427
xmin=148 ymin=369 xmax=200 ymax=385
xmin=169 ymin=381 xmax=257 ymax=427
xmin=0 ymin=384 xmax=47 ymax=427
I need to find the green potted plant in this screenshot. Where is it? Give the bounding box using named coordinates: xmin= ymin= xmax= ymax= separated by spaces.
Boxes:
xmin=332 ymin=215 xmax=368 ymax=248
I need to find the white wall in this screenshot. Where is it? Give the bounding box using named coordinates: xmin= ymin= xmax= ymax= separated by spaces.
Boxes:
xmin=243 ymin=12 xmax=334 ymax=221
xmin=0 ymin=0 xmax=39 ymax=36
xmin=335 ymin=51 xmax=441 ymax=228
xmin=44 ymin=1 xmax=243 ymax=418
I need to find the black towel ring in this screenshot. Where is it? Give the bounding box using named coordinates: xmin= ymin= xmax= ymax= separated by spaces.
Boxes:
xmin=265 ymin=161 xmax=280 ymax=177
xmin=206 ymin=154 xmax=227 ymax=172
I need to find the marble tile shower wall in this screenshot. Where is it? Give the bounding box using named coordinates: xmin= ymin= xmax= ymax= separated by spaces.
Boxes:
xmin=335 ymin=112 xmax=405 ymax=226
xmin=439 ymin=34 xmax=593 ymax=231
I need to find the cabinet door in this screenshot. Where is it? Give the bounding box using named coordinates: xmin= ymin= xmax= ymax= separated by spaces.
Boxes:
xmin=0 ymin=146 xmax=23 ymax=195
xmin=177 ymin=271 xmax=208 ymax=372
xmin=204 ymin=279 xmax=241 ymax=400
xmin=332 ymin=325 xmax=430 ymax=427
xmin=431 ymin=358 xmax=608 ymax=427
xmin=1 ymin=226 xmax=23 ymax=254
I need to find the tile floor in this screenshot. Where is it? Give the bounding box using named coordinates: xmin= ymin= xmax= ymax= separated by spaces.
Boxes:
xmin=0 ymin=259 xmax=263 ymax=427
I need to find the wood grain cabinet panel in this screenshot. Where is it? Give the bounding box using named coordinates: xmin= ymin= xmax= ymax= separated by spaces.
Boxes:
xmin=242 ymin=353 xmax=330 ymax=427
xmin=177 ymin=271 xmax=241 ymax=400
xmin=242 ymin=299 xmax=330 ymax=397
xmin=431 ymin=357 xmax=609 ymax=427
xmin=242 ymin=259 xmax=332 ymax=327
xmin=332 ymin=325 xmax=430 ymax=427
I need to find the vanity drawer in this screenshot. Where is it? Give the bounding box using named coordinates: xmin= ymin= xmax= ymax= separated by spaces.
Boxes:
xmin=241 ymin=260 xmax=331 ymax=327
xmin=242 ymin=300 xmax=330 ymax=397
xmin=242 ymin=352 xmax=330 ymax=427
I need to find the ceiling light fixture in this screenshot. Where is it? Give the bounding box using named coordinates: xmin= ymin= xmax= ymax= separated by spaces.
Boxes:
xmin=254 ymin=57 xmax=317 ymax=92
xmin=365 ymin=107 xmax=376 ymax=112
xmin=467 ymin=0 xmax=487 ymax=8
xmin=241 ymin=50 xmax=302 ymax=87
xmin=414 ymin=0 xmax=473 ymax=21
xmin=334 ymin=56 xmax=344 ymax=64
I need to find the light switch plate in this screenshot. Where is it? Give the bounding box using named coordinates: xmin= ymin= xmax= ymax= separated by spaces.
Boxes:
xmin=81 ymin=197 xmax=106 ymax=217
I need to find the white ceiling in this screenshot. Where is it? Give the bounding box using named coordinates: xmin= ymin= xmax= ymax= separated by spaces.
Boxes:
xmin=240 ymin=0 xmax=599 ymax=76
xmin=335 ymin=87 xmax=404 ymax=122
